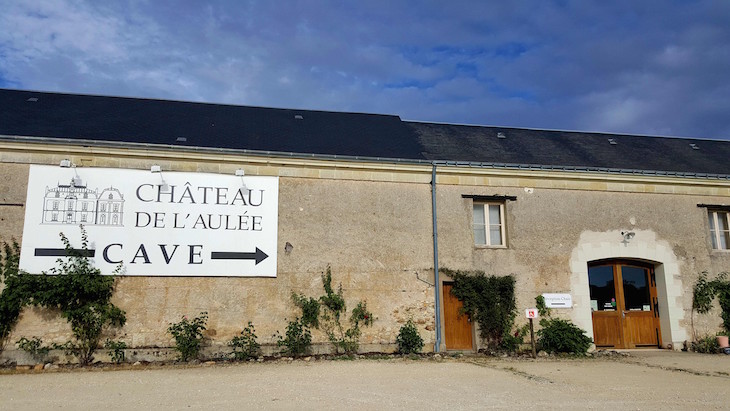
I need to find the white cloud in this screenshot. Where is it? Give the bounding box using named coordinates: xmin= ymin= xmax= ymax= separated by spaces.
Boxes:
xmin=0 ymin=0 xmax=729 ymax=139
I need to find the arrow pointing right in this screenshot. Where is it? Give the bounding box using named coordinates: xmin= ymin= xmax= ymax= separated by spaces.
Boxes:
xmin=210 ymin=247 xmax=269 ymax=265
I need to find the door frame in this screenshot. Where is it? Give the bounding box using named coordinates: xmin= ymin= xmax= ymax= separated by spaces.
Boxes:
xmin=441 ymin=282 xmax=475 ymax=351
xmin=589 ymin=259 xmax=662 ymax=349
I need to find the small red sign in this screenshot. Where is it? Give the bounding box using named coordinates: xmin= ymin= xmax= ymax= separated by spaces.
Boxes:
xmin=525 ymin=308 xmax=539 ymax=319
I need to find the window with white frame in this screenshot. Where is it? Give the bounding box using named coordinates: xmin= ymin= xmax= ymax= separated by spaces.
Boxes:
xmin=708 ymin=210 xmax=730 ymax=250
xmin=473 ymin=203 xmax=505 ymax=246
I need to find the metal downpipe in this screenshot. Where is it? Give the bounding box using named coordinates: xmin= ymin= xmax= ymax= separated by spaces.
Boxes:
xmin=431 ymin=163 xmax=442 ymax=352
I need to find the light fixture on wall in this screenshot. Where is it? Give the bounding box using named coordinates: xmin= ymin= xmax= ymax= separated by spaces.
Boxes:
xmin=59 ymin=159 xmax=84 ymax=186
xmin=150 ymin=165 xmax=169 ymax=191
xmin=234 ymin=168 xmax=248 ymax=191
xmin=621 ymin=231 xmax=635 ymax=246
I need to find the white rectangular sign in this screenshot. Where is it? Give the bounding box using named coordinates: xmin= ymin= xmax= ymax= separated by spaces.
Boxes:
xmin=542 ymin=293 xmax=573 ymax=308
xmin=19 ymin=165 xmax=279 ymax=277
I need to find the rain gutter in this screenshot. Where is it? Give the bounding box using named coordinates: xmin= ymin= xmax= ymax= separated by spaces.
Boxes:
xmin=431 ymin=163 xmax=442 ymax=352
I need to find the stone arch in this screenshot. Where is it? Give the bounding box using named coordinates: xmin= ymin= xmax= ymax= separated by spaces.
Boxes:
xmin=570 ymin=230 xmax=686 ymax=349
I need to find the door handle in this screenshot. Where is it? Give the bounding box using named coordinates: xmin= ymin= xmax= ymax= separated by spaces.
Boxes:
xmin=622 ymin=311 xmax=626 ymax=318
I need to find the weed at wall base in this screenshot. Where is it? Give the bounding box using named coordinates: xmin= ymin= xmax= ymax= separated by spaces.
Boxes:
xmin=276 ymin=318 xmax=312 ymax=357
xmin=104 ymin=339 xmax=128 ymax=363
xmin=168 ymin=312 xmax=208 ymax=362
xmin=229 ymin=321 xmax=261 ymax=360
xmin=396 ymin=319 xmax=424 ymax=354
xmin=16 ymin=336 xmax=51 ymax=363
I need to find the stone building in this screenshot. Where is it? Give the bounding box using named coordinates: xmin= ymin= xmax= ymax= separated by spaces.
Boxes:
xmin=1 ymin=88 xmax=729 ymax=358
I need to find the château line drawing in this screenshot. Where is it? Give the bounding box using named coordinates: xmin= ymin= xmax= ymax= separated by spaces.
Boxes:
xmin=42 ymin=179 xmax=124 ymax=226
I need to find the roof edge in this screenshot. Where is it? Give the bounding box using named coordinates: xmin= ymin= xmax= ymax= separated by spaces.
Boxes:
xmin=3 ymin=134 xmax=730 ymax=181
xmin=404 ymin=119 xmax=730 ymax=144
xmin=0 ymin=134 xmax=429 ymax=166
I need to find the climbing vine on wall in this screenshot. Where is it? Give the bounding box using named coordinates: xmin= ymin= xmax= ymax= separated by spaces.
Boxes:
xmin=692 ymin=271 xmax=730 ymax=335
xmin=0 ymin=240 xmax=22 ymax=353
xmin=290 ymin=266 xmax=374 ymax=355
xmin=441 ymin=268 xmax=516 ymax=350
xmin=0 ymin=227 xmax=126 ymax=364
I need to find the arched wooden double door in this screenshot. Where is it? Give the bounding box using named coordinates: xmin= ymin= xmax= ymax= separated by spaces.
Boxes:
xmin=589 ymin=261 xmax=661 ymax=348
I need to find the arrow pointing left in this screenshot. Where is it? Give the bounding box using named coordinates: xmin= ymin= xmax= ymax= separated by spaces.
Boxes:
xmin=35 ymin=248 xmax=95 ymax=257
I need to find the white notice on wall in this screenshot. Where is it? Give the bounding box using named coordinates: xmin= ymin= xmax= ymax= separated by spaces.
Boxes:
xmin=19 ymin=165 xmax=279 ymax=277
xmin=542 ymin=293 xmax=573 ymax=308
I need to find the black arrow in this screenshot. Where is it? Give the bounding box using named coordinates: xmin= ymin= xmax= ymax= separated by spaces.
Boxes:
xmin=210 ymin=247 xmax=268 ymax=265
xmin=35 ymin=248 xmax=95 ymax=257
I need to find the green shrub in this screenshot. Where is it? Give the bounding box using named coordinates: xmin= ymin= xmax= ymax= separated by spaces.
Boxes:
xmin=691 ymin=335 xmax=720 ymax=353
xmin=16 ymin=336 xmax=51 ymax=362
xmin=277 ymin=318 xmax=312 ymax=356
xmin=63 ymin=302 xmax=126 ymax=365
xmin=104 ymin=339 xmax=127 ymax=363
xmin=537 ymin=318 xmax=592 ymax=354
xmin=228 ymin=321 xmax=261 ymax=360
xmin=500 ymin=324 xmax=529 ymax=352
xmin=168 ymin=312 xmax=208 ymax=361
xmin=396 ymin=319 xmax=424 ymax=354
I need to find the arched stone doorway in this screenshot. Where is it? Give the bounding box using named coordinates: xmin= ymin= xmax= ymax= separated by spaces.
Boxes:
xmin=570 ymin=230 xmax=687 ymax=349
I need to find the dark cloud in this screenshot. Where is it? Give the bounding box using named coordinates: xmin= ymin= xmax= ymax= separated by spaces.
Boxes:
xmin=1 ymin=0 xmax=729 ymax=139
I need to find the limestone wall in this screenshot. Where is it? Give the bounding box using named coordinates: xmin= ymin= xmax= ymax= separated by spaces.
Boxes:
xmin=2 ymin=141 xmax=730 ymax=357
xmin=1 ymin=161 xmax=437 ymax=354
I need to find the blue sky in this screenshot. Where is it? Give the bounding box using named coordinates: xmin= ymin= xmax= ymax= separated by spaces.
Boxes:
xmin=1 ymin=0 xmax=729 ymax=139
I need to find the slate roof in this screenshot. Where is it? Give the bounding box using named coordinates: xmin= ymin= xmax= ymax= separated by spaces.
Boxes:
xmin=2 ymin=88 xmax=730 ymax=177
xmin=0 ymin=88 xmax=423 ymax=159
xmin=409 ymin=122 xmax=730 ymax=177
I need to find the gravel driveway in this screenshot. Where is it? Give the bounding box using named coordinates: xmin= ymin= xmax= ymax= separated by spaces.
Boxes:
xmin=1 ymin=351 xmax=728 ymax=410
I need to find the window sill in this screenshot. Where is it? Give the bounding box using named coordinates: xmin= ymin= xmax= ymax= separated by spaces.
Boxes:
xmin=474 ymin=245 xmax=508 ymax=250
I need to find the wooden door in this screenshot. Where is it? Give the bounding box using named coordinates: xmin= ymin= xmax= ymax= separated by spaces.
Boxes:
xmin=619 ymin=265 xmax=660 ymax=347
xmin=589 ymin=262 xmax=661 ymax=348
xmin=443 ymin=283 xmax=473 ymax=350
xmin=589 ymin=265 xmax=623 ymax=347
